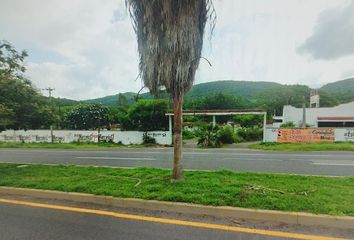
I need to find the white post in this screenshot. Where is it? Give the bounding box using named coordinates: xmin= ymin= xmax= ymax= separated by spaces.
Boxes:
xmin=212 ymin=115 xmax=216 ymax=127
xmin=263 ymin=112 xmax=267 ymax=142
xmin=168 ymin=115 xmax=172 ymax=133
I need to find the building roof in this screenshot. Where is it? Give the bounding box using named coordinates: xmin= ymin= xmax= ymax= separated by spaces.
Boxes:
xmin=317 ymin=117 xmax=354 ymax=121
xmin=165 ymin=109 xmax=266 ymax=116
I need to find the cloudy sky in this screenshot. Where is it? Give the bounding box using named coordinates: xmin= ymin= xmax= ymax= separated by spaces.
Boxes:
xmin=1 ymin=0 xmax=354 ymax=100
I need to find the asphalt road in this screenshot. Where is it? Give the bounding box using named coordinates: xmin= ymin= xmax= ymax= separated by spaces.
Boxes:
xmin=0 ymin=201 xmax=286 ymax=240
xmin=1 ymin=148 xmax=354 ymax=176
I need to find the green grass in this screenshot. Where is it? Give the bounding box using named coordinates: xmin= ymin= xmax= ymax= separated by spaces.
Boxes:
xmin=249 ymin=142 xmax=354 ymax=151
xmin=0 ymin=163 xmax=353 ymax=216
xmin=0 ymin=142 xmax=160 ymax=149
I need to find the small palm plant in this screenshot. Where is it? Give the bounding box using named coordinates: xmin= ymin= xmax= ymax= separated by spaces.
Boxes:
xmin=196 ymin=124 xmax=222 ymax=148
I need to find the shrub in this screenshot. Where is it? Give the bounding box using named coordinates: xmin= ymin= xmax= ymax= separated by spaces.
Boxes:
xmin=182 ymin=129 xmax=194 ymax=140
xmin=280 ymin=122 xmax=295 ymax=128
xmin=218 ymin=126 xmax=235 ymax=144
xmin=233 ymin=133 xmax=245 ymax=143
xmin=237 ymin=127 xmax=263 ymax=141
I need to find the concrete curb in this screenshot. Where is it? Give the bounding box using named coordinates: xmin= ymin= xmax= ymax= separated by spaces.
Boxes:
xmin=0 ymin=186 xmax=353 ymax=229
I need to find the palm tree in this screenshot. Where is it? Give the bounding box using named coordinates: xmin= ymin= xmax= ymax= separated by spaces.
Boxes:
xmin=126 ymin=0 xmax=216 ymax=181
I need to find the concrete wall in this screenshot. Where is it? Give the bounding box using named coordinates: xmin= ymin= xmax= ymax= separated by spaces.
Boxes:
xmin=282 ymin=102 xmax=354 ymax=127
xmin=264 ymin=128 xmax=279 ymax=142
xmin=264 ymin=127 xmax=354 ymax=142
xmin=0 ymin=130 xmax=172 ymax=145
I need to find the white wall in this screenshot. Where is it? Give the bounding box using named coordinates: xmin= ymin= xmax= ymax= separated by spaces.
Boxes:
xmin=0 ymin=130 xmax=172 ymax=145
xmin=264 ymin=128 xmax=279 ymax=142
xmin=335 ymin=128 xmax=354 ymax=142
xmin=283 ymin=102 xmax=354 ymax=127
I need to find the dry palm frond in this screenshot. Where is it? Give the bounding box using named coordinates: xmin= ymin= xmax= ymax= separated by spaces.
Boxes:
xmin=126 ymin=0 xmax=216 ymax=98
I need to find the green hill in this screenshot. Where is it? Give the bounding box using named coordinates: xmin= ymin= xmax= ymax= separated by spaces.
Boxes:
xmin=319 ymin=78 xmax=354 ymax=103
xmin=83 ymin=92 xmax=137 ymax=106
xmin=81 ymin=81 xmax=284 ymax=106
xmin=61 ymin=79 xmax=351 ymax=112
xmin=185 ymin=80 xmax=283 ymax=99
xmin=51 ymin=97 xmax=79 ymax=106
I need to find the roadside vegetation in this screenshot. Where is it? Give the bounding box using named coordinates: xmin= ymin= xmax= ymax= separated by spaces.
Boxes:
xmin=250 ymin=142 xmax=354 ymax=151
xmin=0 ymin=163 xmax=353 ymax=216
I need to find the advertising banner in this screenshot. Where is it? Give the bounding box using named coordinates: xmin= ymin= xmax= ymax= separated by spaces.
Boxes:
xmin=277 ymin=128 xmax=335 ymax=143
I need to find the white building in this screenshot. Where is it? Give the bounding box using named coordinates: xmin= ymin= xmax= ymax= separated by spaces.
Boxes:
xmin=273 ymin=101 xmax=354 ymax=128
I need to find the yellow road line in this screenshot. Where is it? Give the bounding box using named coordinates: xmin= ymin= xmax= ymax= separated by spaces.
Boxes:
xmin=0 ymin=198 xmax=347 ymax=240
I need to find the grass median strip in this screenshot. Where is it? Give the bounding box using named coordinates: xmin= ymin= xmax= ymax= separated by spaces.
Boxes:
xmin=0 ymin=163 xmax=353 ymax=216
xmin=250 ymin=142 xmax=354 ymax=151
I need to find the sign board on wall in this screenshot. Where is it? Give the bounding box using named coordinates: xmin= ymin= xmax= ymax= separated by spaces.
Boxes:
xmin=277 ymin=128 xmax=335 ymax=143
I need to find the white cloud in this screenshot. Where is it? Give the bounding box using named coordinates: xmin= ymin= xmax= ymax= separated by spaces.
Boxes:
xmin=1 ymin=0 xmax=141 ymax=100
xmin=1 ymin=0 xmax=353 ymax=99
xmin=298 ymin=1 xmax=354 ymax=60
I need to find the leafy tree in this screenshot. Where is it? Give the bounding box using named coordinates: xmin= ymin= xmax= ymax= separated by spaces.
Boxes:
xmin=186 ymin=92 xmax=251 ymax=110
xmin=318 ymin=91 xmax=339 ymax=107
xmin=0 ymin=40 xmax=28 ymax=78
xmin=117 ymin=93 xmax=130 ymax=111
xmin=185 ymin=92 xmax=252 ymax=124
xmin=120 ymin=99 xmax=168 ymax=131
xmin=0 ymin=103 xmax=14 ymax=130
xmin=64 ymin=104 xmax=112 ymax=130
xmin=0 ymin=40 xmax=56 ymax=130
xmin=233 ymin=114 xmax=263 ymax=128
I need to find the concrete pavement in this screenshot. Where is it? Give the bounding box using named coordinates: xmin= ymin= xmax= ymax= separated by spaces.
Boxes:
xmin=1 ymin=148 xmax=354 ymax=176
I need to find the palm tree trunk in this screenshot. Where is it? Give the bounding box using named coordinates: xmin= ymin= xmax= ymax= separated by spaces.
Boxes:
xmin=172 ymin=96 xmax=183 ymax=181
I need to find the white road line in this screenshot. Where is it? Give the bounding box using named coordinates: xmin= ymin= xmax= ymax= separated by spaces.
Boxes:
xmin=313 ymin=163 xmax=354 ymax=166
xmin=75 ymin=157 xmax=156 ymax=161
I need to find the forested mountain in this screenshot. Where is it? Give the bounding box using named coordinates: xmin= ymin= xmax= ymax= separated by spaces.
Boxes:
xmin=319 ymin=78 xmax=354 ymax=103
xmin=186 ymin=80 xmax=284 ymax=99
xmin=51 ymin=97 xmax=79 ymax=106
xmin=78 ymin=79 xmax=346 ymax=114
xmin=83 ymin=92 xmax=137 ymax=106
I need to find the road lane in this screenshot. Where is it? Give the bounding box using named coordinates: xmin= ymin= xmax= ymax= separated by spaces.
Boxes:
xmin=1 ymin=148 xmax=354 ymax=176
xmin=0 ymin=198 xmax=347 ymax=240
xmin=0 ymin=201 xmax=281 ymax=240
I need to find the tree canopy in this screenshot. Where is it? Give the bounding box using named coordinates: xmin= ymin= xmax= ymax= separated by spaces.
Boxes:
xmin=0 ymin=40 xmax=56 ymax=130
xmin=120 ymin=99 xmax=168 ymax=131
xmin=64 ymin=104 xmax=112 ymax=130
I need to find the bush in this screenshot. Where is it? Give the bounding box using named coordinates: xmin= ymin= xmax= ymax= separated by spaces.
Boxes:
xmin=233 ymin=133 xmax=245 ymax=143
xmin=218 ymin=126 xmax=235 ymax=144
xmin=280 ymin=122 xmax=295 ymax=128
xmin=237 ymin=127 xmax=263 ymax=141
xmin=182 ymin=129 xmax=194 ymax=140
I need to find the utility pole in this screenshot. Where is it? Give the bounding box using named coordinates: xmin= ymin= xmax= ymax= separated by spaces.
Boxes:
xmin=42 ymin=87 xmax=55 ymax=143
xmin=42 ymin=87 xmax=55 ymax=98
